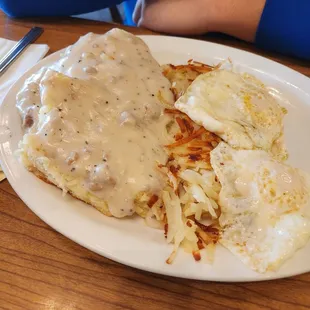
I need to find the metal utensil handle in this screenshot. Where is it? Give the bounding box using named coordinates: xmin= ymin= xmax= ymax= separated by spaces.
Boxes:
xmin=0 ymin=27 xmax=44 ymax=75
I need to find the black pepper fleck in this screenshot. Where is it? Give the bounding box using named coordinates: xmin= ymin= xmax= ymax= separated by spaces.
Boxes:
xmin=85 ymin=141 xmax=89 ymax=145
xmin=106 ymin=101 xmax=109 ymax=104
xmin=64 ymin=99 xmax=67 ymax=102
xmin=151 ymin=94 xmax=155 ymax=97
xmin=71 ymin=167 xmax=76 ymax=172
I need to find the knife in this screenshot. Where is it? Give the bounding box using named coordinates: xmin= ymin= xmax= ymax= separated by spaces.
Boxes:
xmin=0 ymin=27 xmax=44 ymax=76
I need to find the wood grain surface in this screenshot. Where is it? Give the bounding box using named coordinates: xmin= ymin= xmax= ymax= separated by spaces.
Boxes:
xmin=0 ymin=10 xmax=310 ymax=310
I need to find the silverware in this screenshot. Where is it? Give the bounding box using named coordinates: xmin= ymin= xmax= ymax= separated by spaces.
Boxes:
xmin=0 ymin=27 xmax=44 ymax=75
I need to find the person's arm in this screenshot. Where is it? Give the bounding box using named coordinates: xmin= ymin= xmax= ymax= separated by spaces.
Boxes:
xmin=134 ymin=0 xmax=310 ymax=60
xmin=0 ymin=0 xmax=122 ymax=18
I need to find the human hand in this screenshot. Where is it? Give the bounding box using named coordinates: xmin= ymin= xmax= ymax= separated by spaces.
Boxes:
xmin=133 ymin=0 xmax=266 ymax=42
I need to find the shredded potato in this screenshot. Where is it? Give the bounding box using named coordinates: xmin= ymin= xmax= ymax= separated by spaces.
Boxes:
xmin=160 ymin=108 xmax=222 ymax=263
xmin=162 ymin=60 xmax=214 ymax=100
xmin=137 ymin=60 xmax=223 ymax=264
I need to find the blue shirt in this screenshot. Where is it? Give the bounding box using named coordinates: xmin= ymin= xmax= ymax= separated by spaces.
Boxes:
xmin=1 ymin=0 xmax=309 ymax=60
xmin=256 ymin=0 xmax=310 ymax=60
xmin=0 ymin=0 xmax=123 ymax=17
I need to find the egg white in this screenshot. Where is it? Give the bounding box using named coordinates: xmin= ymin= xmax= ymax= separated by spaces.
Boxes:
xmin=210 ymin=142 xmax=310 ymax=273
xmin=175 ymin=70 xmax=287 ymax=158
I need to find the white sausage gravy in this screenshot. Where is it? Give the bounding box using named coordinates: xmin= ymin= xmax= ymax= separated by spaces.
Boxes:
xmin=16 ymin=29 xmax=174 ymax=217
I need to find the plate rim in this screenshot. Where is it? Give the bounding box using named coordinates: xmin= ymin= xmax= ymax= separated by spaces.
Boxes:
xmin=1 ymin=34 xmax=310 ymax=282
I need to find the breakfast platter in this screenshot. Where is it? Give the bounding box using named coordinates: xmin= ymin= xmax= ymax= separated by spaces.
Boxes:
xmin=1 ymin=30 xmax=310 ymax=282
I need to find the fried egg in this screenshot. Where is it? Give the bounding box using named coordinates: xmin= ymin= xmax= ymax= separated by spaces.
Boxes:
xmin=210 ymin=142 xmax=310 ymax=273
xmin=175 ymin=70 xmax=287 ymax=158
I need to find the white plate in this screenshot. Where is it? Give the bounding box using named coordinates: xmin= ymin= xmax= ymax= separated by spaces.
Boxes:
xmin=1 ymin=35 xmax=310 ymax=282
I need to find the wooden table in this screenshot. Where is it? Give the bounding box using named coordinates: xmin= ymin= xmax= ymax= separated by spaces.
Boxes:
xmin=1 ymin=10 xmax=310 ymax=310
